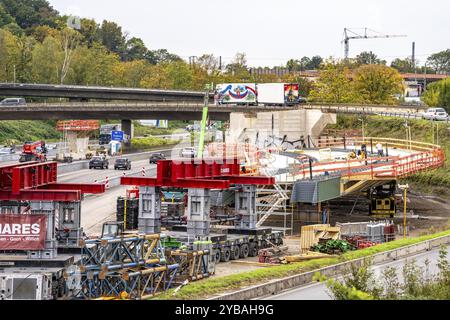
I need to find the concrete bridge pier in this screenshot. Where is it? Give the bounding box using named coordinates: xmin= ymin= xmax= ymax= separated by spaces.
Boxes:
xmin=121 ymin=119 xmax=134 ymax=145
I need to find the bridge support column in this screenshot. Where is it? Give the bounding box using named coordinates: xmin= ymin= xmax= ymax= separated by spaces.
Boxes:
xmin=138 ymin=186 xmax=161 ymax=234
xmin=187 ymin=188 xmax=211 ymax=237
xmin=235 ymin=185 xmax=257 ymax=229
xmin=121 ymin=119 xmax=134 ymax=145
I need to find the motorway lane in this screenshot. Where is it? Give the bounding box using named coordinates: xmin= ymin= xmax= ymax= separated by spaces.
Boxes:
xmin=58 ymin=158 xmax=157 ymax=184
xmin=60 ymin=158 xmax=158 ymax=236
xmin=264 ymin=244 xmax=450 ymax=300
xmin=81 ymin=185 xmax=128 ymax=236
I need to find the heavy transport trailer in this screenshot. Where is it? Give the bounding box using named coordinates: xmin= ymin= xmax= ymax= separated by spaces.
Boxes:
xmin=164 ymin=227 xmax=284 ymax=263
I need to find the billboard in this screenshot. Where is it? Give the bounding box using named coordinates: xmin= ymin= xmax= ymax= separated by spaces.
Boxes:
xmin=0 ymin=214 xmax=47 ymax=250
xmin=217 ymin=83 xmax=257 ymax=104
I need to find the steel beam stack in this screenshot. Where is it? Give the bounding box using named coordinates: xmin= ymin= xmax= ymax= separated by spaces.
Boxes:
xmin=74 ymin=234 xmax=179 ymax=299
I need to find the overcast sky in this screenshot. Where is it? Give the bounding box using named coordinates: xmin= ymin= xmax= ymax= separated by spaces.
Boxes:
xmin=49 ymin=0 xmax=450 ymax=67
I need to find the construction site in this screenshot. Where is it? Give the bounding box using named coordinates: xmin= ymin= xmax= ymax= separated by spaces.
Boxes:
xmin=0 ymin=0 xmax=448 ymax=304
xmin=0 ymin=116 xmax=445 ymax=299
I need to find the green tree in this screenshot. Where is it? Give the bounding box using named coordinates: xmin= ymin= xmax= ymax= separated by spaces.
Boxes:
xmin=79 ymin=18 xmax=99 ymax=47
xmin=140 ymin=64 xmax=170 ymax=89
xmin=113 ymin=59 xmax=150 ymax=87
xmin=148 ymin=48 xmax=181 ymax=65
xmin=0 ymin=3 xmax=14 ymax=26
xmin=355 ymin=51 xmax=386 ymax=66
xmin=124 ymin=37 xmax=150 ymax=61
xmin=353 ymin=64 xmax=404 ymax=104
xmin=164 ymin=61 xmax=193 ymax=89
xmin=30 ymin=35 xmax=62 ymax=83
xmin=390 ymin=57 xmax=415 ymax=73
xmin=427 ymin=49 xmax=450 ymax=74
xmin=309 ymin=62 xmax=355 ymax=103
xmin=0 ymin=28 xmax=21 ymax=81
xmin=98 ymin=20 xmax=126 ymax=58
xmin=422 ymin=78 xmax=450 ymax=111
xmin=68 ymin=43 xmax=119 ymax=86
xmin=0 ymin=0 xmax=59 ymax=29
xmin=309 ymin=55 xmax=323 ymax=69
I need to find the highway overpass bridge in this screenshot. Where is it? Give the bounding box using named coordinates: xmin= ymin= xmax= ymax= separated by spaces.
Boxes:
xmin=0 ymin=101 xmax=426 ymax=121
xmin=0 ymin=83 xmax=211 ymax=102
xmin=0 ymin=101 xmax=427 ymax=140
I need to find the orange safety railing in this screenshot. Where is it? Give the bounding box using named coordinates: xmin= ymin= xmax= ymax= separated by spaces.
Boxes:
xmin=292 ymin=137 xmax=445 ymax=181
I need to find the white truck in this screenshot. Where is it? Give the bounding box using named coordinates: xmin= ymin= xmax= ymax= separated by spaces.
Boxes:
xmin=216 ymin=83 xmax=300 ymax=105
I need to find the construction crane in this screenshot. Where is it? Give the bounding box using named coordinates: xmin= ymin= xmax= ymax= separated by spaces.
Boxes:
xmin=342 ymin=28 xmax=407 ymax=60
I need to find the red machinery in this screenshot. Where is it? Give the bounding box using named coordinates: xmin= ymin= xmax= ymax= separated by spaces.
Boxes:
xmin=19 ymin=140 xmax=47 ymax=163
xmin=0 ymin=161 xmax=105 ymax=201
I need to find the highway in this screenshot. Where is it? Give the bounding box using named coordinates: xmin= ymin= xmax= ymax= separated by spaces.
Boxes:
xmin=264 ymin=244 xmax=450 ymax=300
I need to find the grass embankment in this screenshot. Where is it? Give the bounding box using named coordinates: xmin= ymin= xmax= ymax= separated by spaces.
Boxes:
xmin=0 ymin=120 xmax=61 ymax=144
xmin=327 ymin=115 xmax=450 ymax=190
xmin=128 ymin=137 xmax=181 ymax=152
xmin=155 ymin=229 xmax=450 ymax=300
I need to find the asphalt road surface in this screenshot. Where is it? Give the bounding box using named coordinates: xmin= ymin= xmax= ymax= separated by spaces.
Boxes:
xmin=264 ymin=244 xmax=450 ymax=300
xmin=59 ymin=158 xmax=158 ymax=236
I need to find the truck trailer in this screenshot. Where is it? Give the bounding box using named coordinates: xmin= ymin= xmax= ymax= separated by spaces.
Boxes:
xmin=216 ymin=83 xmax=300 ymax=105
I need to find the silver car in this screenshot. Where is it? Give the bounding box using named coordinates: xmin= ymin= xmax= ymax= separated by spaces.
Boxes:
xmin=422 ymin=108 xmax=448 ymax=121
xmin=0 ymin=97 xmax=26 ymax=106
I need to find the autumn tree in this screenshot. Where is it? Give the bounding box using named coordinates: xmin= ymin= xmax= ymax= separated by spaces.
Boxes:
xmin=353 ymin=65 xmax=404 ymax=104
xmin=309 ymin=62 xmax=355 ymax=103
xmin=422 ymin=78 xmax=450 ymax=111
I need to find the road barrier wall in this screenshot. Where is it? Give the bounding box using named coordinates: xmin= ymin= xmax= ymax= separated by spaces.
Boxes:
xmin=210 ymin=233 xmax=450 ymax=300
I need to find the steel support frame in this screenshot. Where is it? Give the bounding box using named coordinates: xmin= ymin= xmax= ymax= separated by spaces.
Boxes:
xmin=75 ymin=234 xmax=178 ymax=299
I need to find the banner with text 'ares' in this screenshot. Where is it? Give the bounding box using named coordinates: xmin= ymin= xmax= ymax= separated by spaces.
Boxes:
xmin=0 ymin=214 xmax=47 ymax=250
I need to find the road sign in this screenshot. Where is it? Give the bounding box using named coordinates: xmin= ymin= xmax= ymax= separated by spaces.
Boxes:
xmin=111 ymin=130 xmax=124 ymax=141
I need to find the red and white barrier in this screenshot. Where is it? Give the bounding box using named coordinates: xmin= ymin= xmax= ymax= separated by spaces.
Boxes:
xmin=105 ymin=176 xmax=109 ymax=189
xmin=141 ymin=167 xmax=146 ymax=177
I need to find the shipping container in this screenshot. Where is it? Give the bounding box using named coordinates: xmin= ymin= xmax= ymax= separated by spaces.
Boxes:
xmin=216 ymin=83 xmax=257 ymax=104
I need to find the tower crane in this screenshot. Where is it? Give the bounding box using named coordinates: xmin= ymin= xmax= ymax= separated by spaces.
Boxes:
xmin=342 ymin=28 xmax=407 ymax=60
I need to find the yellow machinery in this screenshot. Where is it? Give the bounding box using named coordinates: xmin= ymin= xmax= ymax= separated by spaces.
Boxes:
xmin=368 ymin=182 xmax=397 ymax=217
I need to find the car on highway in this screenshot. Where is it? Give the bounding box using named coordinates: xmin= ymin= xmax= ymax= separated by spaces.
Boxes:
xmin=180 ymin=147 xmax=197 ymax=158
xmin=149 ymin=153 xmax=166 ymax=164
xmin=0 ymin=147 xmax=15 ymax=154
xmin=0 ymin=97 xmax=26 ymax=106
xmin=422 ymin=108 xmax=448 ymax=121
xmin=114 ymin=158 xmax=131 ymax=170
xmin=89 ymin=156 xmax=109 ymax=169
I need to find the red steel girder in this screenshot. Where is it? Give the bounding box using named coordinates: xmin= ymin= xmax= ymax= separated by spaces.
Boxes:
xmin=121 ymin=176 xmax=230 ymax=189
xmin=0 ymin=189 xmax=81 ymax=201
xmin=12 ymin=162 xmax=57 ymax=194
xmin=39 ymin=183 xmax=106 ymax=194
xmin=215 ymin=176 xmax=275 ymax=185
